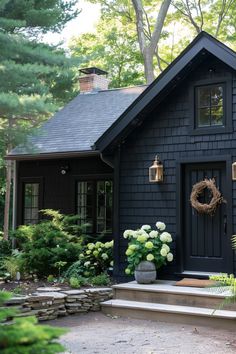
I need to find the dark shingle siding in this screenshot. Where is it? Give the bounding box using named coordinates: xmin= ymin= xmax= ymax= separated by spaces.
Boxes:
xmin=117 ymin=57 xmax=236 ymax=276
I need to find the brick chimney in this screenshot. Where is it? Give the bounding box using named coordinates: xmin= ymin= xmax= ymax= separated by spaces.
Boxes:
xmin=79 ymin=67 xmax=109 ymax=93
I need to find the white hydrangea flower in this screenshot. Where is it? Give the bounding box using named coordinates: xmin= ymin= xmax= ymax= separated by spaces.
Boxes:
xmin=167 ymin=253 xmax=173 ymax=262
xmin=132 ymin=231 xmax=138 ymax=238
xmin=156 ymin=221 xmax=166 ymax=231
xmin=160 ymin=248 xmax=168 ymax=257
xmin=141 ymin=224 xmax=151 ymax=231
xmin=84 ymin=261 xmax=90 ymax=267
xmin=102 ymin=253 xmax=109 ymax=260
xmin=160 ymin=232 xmax=172 ymax=243
xmin=149 ymin=230 xmax=158 ymax=238
xmin=123 ymin=230 xmax=134 ymax=239
xmin=162 ymin=244 xmax=170 ymax=253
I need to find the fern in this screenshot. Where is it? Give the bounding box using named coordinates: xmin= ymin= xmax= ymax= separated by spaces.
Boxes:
xmin=232 ymin=235 xmax=236 ymax=250
xmin=209 ymin=273 xmax=236 ymax=312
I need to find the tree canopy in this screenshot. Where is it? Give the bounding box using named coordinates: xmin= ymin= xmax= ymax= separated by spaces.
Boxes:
xmin=70 ymin=0 xmax=236 ymax=86
xmin=0 ymin=0 xmax=79 ymax=235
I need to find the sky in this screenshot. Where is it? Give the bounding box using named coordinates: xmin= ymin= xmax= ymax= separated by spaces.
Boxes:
xmin=44 ymin=1 xmax=101 ymax=47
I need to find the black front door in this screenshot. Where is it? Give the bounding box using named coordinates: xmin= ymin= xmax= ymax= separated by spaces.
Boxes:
xmin=183 ymin=162 xmax=229 ymax=272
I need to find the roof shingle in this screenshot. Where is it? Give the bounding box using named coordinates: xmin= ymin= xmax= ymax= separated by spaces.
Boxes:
xmin=9 ymin=85 xmax=146 ymax=157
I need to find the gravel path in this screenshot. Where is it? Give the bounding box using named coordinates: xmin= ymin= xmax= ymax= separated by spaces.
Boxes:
xmin=48 ymin=312 xmax=236 ymax=354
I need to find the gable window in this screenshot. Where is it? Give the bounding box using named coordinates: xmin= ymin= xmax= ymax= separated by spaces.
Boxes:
xmin=195 ymin=84 xmax=224 ymax=128
xmin=23 ymin=183 xmax=39 ymax=224
xmin=77 ymin=180 xmax=113 ymax=234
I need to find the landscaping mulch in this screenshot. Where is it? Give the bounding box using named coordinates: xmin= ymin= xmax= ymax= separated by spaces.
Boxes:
xmin=0 ymin=280 xmax=71 ymax=295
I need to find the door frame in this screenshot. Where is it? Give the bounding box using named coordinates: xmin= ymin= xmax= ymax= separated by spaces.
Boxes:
xmin=176 ymin=155 xmax=233 ymax=274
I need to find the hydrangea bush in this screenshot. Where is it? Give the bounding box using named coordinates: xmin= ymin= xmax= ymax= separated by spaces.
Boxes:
xmin=65 ymin=240 xmax=113 ymax=278
xmin=124 ymin=222 xmax=173 ymax=275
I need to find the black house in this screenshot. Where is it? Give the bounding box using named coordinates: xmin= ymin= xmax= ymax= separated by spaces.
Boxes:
xmin=8 ymin=32 xmax=236 ymax=280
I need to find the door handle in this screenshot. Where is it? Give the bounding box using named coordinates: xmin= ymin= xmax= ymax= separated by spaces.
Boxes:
xmin=223 ymin=215 xmax=227 ymax=235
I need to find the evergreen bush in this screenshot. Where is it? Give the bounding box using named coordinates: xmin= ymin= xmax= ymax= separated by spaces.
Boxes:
xmin=14 ymin=210 xmax=86 ymax=277
xmin=0 ymin=291 xmax=66 ymax=354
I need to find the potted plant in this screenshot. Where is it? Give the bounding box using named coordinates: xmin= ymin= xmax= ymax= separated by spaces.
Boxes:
xmin=123 ymin=222 xmax=173 ymax=284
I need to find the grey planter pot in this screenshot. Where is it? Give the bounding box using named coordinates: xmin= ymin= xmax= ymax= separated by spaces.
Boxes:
xmin=134 ymin=261 xmax=156 ymax=284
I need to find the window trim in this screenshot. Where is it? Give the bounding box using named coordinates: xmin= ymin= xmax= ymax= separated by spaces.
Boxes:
xmin=189 ymin=77 xmax=232 ymax=135
xmin=74 ymin=174 xmax=113 ymax=235
xmin=195 ymin=83 xmax=225 ymax=128
xmin=19 ymin=177 xmax=43 ymax=225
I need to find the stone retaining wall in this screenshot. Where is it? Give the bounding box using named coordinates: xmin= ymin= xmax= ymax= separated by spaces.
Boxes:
xmin=3 ymin=287 xmax=113 ymax=321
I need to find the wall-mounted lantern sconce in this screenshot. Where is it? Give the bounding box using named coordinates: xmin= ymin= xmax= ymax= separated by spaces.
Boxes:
xmin=149 ymin=156 xmax=164 ymax=183
xmin=232 ymin=162 xmax=236 ymax=180
xmin=60 ymin=165 xmax=69 ymax=175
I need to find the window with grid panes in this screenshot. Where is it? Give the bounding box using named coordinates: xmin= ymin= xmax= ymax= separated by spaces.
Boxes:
xmin=195 ymin=84 xmax=224 ymax=127
xmin=23 ymin=183 xmax=39 ymax=224
xmin=77 ymin=180 xmax=113 ymax=234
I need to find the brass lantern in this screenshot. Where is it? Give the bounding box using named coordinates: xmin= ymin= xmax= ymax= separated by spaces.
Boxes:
xmin=149 ymin=156 xmax=164 ymax=183
xmin=232 ymin=162 xmax=236 ymax=180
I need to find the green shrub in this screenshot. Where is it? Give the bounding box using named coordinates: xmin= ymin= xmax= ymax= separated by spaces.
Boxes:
xmin=90 ymin=273 xmax=111 ymax=286
xmin=64 ymin=260 xmax=83 ymax=278
xmin=47 ymin=275 xmax=55 ymax=283
xmin=79 ymin=240 xmax=113 ymax=277
xmin=14 ymin=209 xmax=87 ymax=277
xmin=0 ymin=238 xmax=11 ymax=258
xmin=0 ymin=238 xmax=12 ymax=277
xmin=69 ymin=276 xmax=87 ymax=289
xmin=2 ymin=250 xmax=25 ymax=280
xmin=64 ymin=240 xmax=113 ymax=279
xmin=0 ymin=291 xmax=66 ymax=353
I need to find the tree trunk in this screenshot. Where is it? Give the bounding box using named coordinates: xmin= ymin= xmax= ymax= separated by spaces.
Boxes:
xmin=3 ymin=159 xmax=12 ymax=240
xmin=143 ymin=47 xmax=155 ymax=84
xmin=132 ymin=0 xmax=171 ymax=84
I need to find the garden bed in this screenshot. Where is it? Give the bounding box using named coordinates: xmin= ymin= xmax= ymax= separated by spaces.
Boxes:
xmin=0 ymin=280 xmax=71 ymax=295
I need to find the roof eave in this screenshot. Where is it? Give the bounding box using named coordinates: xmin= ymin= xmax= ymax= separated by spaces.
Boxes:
xmin=6 ymin=150 xmax=99 ymax=161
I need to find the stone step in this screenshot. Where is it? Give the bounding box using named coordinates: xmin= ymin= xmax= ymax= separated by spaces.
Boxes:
xmin=175 ymin=271 xmax=222 ymax=279
xmin=101 ymin=299 xmax=236 ymax=330
xmin=113 ymin=281 xmax=235 ymax=310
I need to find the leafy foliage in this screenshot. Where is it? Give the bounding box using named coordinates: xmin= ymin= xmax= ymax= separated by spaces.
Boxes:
xmin=0 ymin=237 xmax=11 ymax=276
xmin=69 ymin=275 xmax=87 ymax=289
xmin=70 ymin=17 xmax=144 ymax=88
xmin=0 ymin=291 xmax=66 ymax=353
xmin=209 ymin=273 xmax=236 ymax=310
xmin=64 ymin=240 xmax=113 ymax=278
xmin=232 ymin=235 xmax=236 ymax=250
xmin=2 ymin=250 xmax=25 ymax=279
xmin=13 ymin=210 xmax=86 ymax=277
xmin=72 ymin=0 xmax=236 ymax=87
xmin=90 ymin=273 xmax=111 ymax=286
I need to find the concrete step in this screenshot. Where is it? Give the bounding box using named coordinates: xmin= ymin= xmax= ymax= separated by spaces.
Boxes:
xmin=101 ymin=299 xmax=236 ymax=330
xmin=113 ymin=280 xmax=235 ymax=310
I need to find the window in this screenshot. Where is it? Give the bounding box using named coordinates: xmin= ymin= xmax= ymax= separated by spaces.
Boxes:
xmin=195 ymin=84 xmax=224 ymax=127
xmin=77 ymin=180 xmax=113 ymax=234
xmin=23 ymin=183 xmax=39 ymax=224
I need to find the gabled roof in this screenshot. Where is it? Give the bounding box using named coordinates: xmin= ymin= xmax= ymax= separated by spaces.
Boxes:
xmin=8 ymin=85 xmax=146 ymax=159
xmin=94 ymin=31 xmax=236 ymax=152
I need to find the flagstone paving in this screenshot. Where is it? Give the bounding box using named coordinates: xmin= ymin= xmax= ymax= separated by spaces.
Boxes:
xmin=48 ymin=312 xmax=236 ymax=354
